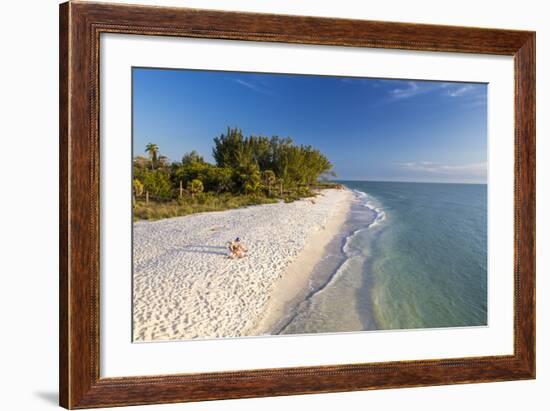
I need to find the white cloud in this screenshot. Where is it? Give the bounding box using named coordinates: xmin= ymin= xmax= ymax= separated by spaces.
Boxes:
xmin=389 ymin=81 xmax=424 ymax=100
xmin=233 ymin=79 xmax=273 ymax=95
xmin=385 ymin=81 xmax=451 ymax=102
xmin=384 ymin=81 xmax=485 ymax=106
xmin=447 ymin=84 xmax=474 ymax=97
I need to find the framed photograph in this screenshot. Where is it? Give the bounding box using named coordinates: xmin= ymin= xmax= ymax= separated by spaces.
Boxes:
xmin=59 ymin=1 xmax=535 ymax=408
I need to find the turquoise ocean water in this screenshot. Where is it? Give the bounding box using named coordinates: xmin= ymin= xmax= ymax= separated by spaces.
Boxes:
xmin=280 ymin=181 xmax=487 ymax=335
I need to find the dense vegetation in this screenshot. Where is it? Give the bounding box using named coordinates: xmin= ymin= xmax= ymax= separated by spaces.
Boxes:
xmin=133 ymin=127 xmax=338 ymax=220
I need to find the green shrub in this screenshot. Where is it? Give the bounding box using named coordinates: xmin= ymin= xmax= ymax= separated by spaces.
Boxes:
xmin=133 ymin=193 xmax=280 ymax=221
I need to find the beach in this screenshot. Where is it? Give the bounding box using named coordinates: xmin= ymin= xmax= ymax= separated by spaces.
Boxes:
xmin=133 ymin=188 xmax=354 ymax=341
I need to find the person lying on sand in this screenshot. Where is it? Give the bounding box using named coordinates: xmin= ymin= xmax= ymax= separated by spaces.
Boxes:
xmin=227 ymin=237 xmax=248 ymax=259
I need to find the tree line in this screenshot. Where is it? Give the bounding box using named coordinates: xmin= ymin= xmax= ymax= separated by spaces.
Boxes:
xmin=133 ymin=127 xmax=335 ymax=202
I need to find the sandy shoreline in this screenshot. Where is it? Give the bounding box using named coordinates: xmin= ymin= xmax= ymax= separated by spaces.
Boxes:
xmin=248 ymin=191 xmax=352 ymax=335
xmin=133 ymin=188 xmax=354 ymax=341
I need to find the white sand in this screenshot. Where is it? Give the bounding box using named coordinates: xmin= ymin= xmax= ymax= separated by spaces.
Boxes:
xmin=133 ymin=188 xmax=354 ymax=341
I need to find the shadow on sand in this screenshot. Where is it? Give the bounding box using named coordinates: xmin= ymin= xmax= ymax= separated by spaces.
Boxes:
xmin=180 ymin=245 xmax=228 ymax=256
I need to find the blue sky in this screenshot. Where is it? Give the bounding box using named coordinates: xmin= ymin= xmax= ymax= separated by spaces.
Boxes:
xmin=133 ymin=68 xmax=487 ymax=183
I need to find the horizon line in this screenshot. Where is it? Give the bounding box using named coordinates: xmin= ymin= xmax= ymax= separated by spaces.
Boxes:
xmin=334 ymin=179 xmax=487 ymax=185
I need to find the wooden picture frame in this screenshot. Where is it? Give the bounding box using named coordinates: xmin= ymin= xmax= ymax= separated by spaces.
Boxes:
xmin=59 ymin=1 xmax=535 ymax=408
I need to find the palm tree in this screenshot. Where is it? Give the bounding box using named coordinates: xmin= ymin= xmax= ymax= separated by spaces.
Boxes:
xmin=262 ymin=170 xmax=276 ymax=196
xmin=132 ymin=179 xmax=144 ymax=197
xmin=235 ymin=161 xmax=261 ymax=194
xmin=276 ymin=177 xmax=284 ymax=197
xmin=181 ymin=150 xmax=204 ymax=165
xmin=187 ymin=179 xmax=204 ymax=199
xmin=157 ymin=155 xmax=169 ymax=168
xmin=132 ymin=178 xmax=144 ymax=205
xmin=145 ymin=143 xmax=159 ymax=169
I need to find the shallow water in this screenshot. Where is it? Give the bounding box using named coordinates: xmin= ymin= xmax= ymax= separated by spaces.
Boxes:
xmin=281 ymin=181 xmax=488 ymax=335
